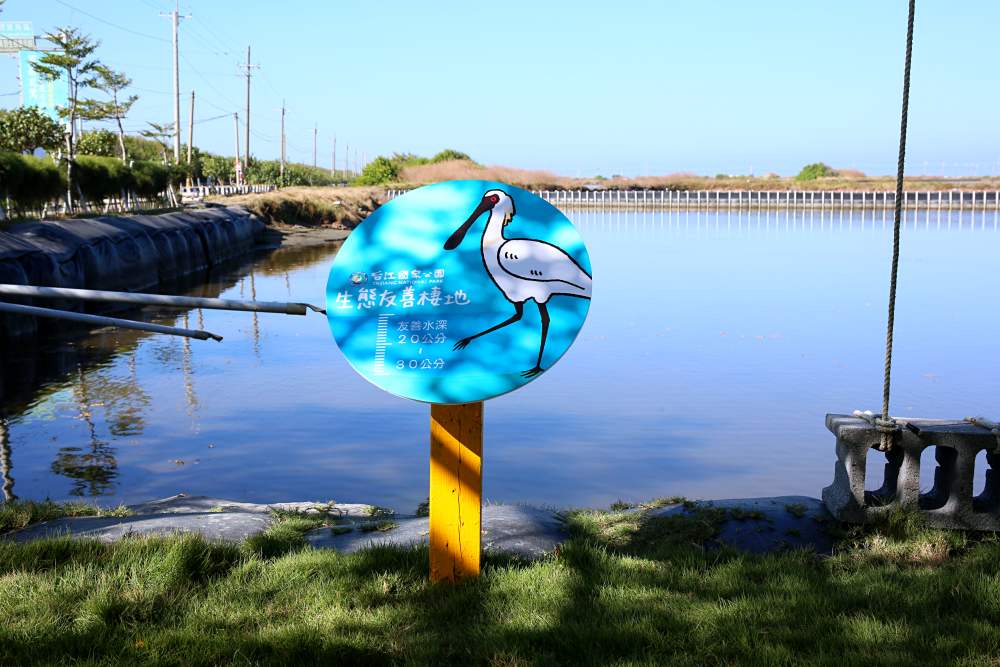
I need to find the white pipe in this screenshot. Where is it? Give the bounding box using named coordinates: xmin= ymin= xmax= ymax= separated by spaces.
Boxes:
xmin=0 ymin=301 xmax=222 ymax=341
xmin=0 ymin=285 xmax=325 ymax=315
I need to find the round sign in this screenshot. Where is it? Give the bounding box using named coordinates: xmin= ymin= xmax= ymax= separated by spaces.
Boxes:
xmin=326 ymin=180 xmax=592 ymax=404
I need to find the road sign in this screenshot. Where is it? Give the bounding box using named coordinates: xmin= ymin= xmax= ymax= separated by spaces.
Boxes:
xmin=326 ymin=180 xmax=592 ymax=404
xmin=19 ymin=50 xmax=68 ymax=120
xmin=0 ymin=21 xmax=34 ymax=53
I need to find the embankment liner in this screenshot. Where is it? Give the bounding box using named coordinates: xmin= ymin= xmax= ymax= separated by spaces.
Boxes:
xmin=0 ymin=206 xmax=263 ymax=339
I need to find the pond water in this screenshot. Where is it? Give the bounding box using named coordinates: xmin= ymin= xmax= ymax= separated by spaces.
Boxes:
xmin=3 ymin=206 xmax=999 ymax=512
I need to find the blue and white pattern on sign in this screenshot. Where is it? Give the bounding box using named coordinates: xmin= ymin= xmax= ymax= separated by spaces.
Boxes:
xmin=326 ymin=180 xmax=592 ymax=404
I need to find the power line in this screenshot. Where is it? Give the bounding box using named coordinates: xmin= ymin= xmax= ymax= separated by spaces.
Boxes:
xmin=132 ymin=85 xmax=173 ymax=96
xmin=54 ymin=0 xmax=169 ymax=42
xmin=179 ymin=52 xmax=239 ymax=112
xmin=182 ymin=17 xmax=232 ymax=58
xmin=193 ymin=112 xmax=230 ymax=125
xmin=191 ymin=12 xmax=241 ymax=58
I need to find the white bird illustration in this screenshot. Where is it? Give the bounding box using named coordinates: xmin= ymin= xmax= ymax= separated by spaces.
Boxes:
xmin=443 ymin=189 xmax=592 ymax=377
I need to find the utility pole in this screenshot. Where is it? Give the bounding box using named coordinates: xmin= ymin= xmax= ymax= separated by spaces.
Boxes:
xmin=279 ymin=100 xmax=286 ymax=184
xmin=186 ymin=90 xmax=195 ymax=185
xmin=160 ymin=0 xmax=188 ymax=162
xmin=345 ymin=143 xmax=350 ymax=176
xmin=233 ymin=112 xmax=241 ymax=185
xmin=313 ymin=123 xmax=317 ymax=168
xmin=332 ymin=135 xmax=336 ymax=176
xmin=240 ymin=45 xmax=258 ymax=162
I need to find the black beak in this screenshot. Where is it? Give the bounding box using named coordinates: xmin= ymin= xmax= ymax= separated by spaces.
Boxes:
xmin=444 ymin=198 xmax=492 ymax=250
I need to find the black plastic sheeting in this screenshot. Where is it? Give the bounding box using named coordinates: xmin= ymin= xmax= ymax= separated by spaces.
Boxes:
xmin=0 ymin=207 xmax=263 ymax=340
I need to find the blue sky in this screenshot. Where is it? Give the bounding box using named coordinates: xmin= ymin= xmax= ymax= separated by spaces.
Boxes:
xmin=2 ymin=1 xmax=998 ymax=177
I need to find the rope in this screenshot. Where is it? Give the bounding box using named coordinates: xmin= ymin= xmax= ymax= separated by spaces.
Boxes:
xmin=878 ymin=0 xmax=916 ymax=452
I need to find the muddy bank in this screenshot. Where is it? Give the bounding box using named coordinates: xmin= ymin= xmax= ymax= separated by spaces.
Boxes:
xmin=0 ymin=207 xmax=264 ymax=341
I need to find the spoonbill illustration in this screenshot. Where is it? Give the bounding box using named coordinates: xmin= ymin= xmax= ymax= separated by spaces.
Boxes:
xmin=443 ymin=189 xmax=592 ymax=377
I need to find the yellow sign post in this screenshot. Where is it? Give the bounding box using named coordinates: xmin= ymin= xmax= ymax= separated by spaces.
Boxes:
xmin=325 ymin=182 xmax=592 ymax=583
xmin=429 ymin=402 xmax=483 ymax=582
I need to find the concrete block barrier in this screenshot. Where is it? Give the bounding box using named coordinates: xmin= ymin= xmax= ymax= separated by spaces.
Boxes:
xmin=824 ymin=414 xmax=1000 ymax=530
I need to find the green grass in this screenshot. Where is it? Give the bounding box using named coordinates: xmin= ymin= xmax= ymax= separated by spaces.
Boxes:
xmin=785 ymin=502 xmax=809 ymax=519
xmin=1 ymin=502 xmax=1000 ymax=665
xmin=0 ymin=499 xmax=132 ymax=532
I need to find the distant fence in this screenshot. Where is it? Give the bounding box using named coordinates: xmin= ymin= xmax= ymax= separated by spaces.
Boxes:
xmin=385 ymin=189 xmax=1000 ymax=210
xmin=1 ymin=184 xmax=278 ymax=222
xmin=181 ymin=184 xmax=277 ymax=200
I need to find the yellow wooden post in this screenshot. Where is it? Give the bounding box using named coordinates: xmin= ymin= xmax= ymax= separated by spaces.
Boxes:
xmin=429 ymin=401 xmax=483 ymax=582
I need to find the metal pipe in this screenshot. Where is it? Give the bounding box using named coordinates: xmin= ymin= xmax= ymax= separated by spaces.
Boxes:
xmin=0 ymin=284 xmax=325 ymax=315
xmin=0 ymin=301 xmax=222 ymax=341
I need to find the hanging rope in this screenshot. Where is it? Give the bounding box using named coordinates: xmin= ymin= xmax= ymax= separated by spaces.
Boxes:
xmin=878 ymin=0 xmax=916 ymax=452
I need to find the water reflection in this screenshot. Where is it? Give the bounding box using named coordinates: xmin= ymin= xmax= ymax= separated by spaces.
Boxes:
xmin=0 ymin=252 xmax=268 ymax=499
xmin=50 ymin=366 xmax=120 ymax=496
xmin=1 ymin=416 xmax=13 ymax=500
xmin=0 ymin=211 xmax=998 ymax=509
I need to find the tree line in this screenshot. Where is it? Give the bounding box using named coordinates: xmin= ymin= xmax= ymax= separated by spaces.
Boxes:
xmin=0 ymin=16 xmax=343 ymax=219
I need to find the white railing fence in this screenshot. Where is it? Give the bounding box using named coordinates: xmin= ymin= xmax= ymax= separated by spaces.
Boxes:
xmin=385 ymin=189 xmax=1000 ymax=210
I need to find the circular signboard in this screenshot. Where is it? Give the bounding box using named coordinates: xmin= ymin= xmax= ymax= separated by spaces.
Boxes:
xmin=326 ymin=180 xmax=592 ymax=404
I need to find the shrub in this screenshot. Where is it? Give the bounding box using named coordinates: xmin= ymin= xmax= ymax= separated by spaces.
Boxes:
xmin=431 ymin=149 xmax=473 ymax=163
xmin=76 ymin=131 xmax=167 ymax=164
xmin=245 ymin=157 xmax=281 ymax=185
xmin=74 ymin=155 xmax=133 ymax=200
xmin=130 ymin=160 xmax=171 ymax=197
xmin=354 ymin=156 xmax=400 ymax=185
xmin=795 ymin=162 xmax=835 ymax=181
xmin=388 ymin=153 xmax=429 ymax=169
xmin=0 ymin=152 xmax=64 ymax=210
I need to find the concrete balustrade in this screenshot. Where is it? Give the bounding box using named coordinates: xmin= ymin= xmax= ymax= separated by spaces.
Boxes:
xmin=824 ymin=414 xmax=1000 ymax=530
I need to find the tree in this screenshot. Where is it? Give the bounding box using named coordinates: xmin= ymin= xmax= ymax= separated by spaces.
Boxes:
xmin=140 ymin=121 xmax=175 ymax=164
xmin=354 ymin=156 xmax=400 ymax=185
xmin=76 ymin=128 xmax=119 ymax=157
xmin=200 ymin=153 xmax=234 ymax=184
xmin=29 ymin=27 xmax=101 ymax=209
xmin=80 ymin=65 xmax=137 ymax=162
xmin=0 ymin=106 xmax=63 ymax=153
xmin=795 ymin=162 xmax=835 ymax=181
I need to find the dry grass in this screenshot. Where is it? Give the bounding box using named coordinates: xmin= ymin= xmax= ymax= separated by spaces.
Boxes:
xmin=210 ymin=186 xmax=385 ymax=229
xmin=402 ymin=160 xmax=1000 ymax=192
xmin=400 ymin=160 xmax=572 ymax=189
xmin=202 ymin=162 xmax=1000 ymax=231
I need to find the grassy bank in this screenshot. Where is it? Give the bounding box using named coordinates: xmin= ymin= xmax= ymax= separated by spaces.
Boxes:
xmin=0 ymin=499 xmax=131 ymax=532
xmin=211 ymin=186 xmax=385 ymax=229
xmin=2 ymin=500 xmax=999 ymax=665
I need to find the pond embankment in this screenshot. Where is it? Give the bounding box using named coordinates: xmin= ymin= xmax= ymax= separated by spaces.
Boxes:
xmin=210 ymin=186 xmax=385 ymax=230
xmin=0 ymin=206 xmax=264 ymax=341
